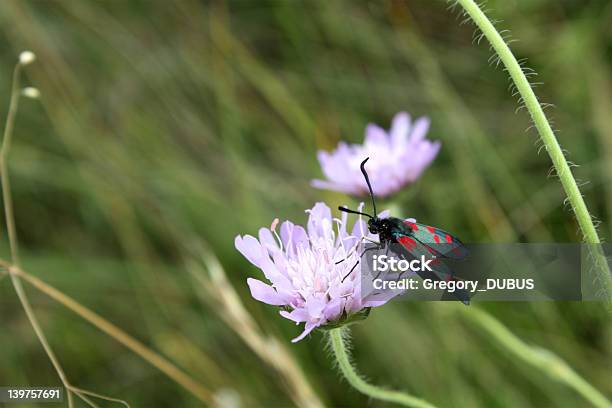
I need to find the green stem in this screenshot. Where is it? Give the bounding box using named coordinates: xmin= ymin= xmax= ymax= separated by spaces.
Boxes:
xmin=1 ymin=55 xmax=136 ymax=408
xmin=328 ymin=328 xmax=437 ymax=408
xmin=452 ymin=0 xmax=612 ymax=302
xmin=1 ymin=58 xmax=75 ymax=408
xmin=458 ymin=307 xmax=611 ymax=408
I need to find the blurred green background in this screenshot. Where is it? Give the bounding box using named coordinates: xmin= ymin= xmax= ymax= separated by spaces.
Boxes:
xmin=0 ymin=0 xmax=610 ymax=406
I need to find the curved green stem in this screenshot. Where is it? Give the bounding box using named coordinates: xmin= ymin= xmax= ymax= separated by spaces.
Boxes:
xmin=328 ymin=328 xmax=437 ymax=408
xmin=2 ymin=57 xmax=74 ymax=408
xmin=452 ymin=0 xmax=612 ymax=303
xmin=458 ymin=307 xmax=611 ymax=408
xmin=0 ymin=54 xmax=182 ymax=407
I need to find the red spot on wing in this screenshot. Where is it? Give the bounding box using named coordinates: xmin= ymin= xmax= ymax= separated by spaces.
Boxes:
xmin=434 ymin=235 xmax=441 ymax=243
xmin=398 ymin=236 xmax=417 ymax=250
xmin=427 ymin=226 xmax=435 ymax=234
xmin=404 ymin=222 xmax=419 ymax=231
xmin=445 ymin=234 xmax=452 ymax=243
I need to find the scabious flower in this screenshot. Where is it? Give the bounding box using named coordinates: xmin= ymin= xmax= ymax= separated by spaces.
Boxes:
xmin=312 ymin=112 xmax=440 ymax=197
xmin=235 ymin=202 xmax=391 ymax=342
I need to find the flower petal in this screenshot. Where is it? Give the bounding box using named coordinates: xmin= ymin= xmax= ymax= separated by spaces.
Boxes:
xmin=311 ymin=179 xmax=362 ymax=196
xmin=235 ymin=235 xmax=264 ymax=267
xmin=280 ymin=220 xmax=309 ymax=255
xmin=323 ymin=298 xmax=343 ymax=321
xmin=258 ymin=228 xmax=279 ymax=254
xmin=259 ymin=256 xmax=292 ymax=290
xmin=364 ymin=124 xmax=389 ymax=147
xmin=307 ymin=202 xmax=332 ymax=239
xmin=247 ymin=278 xmax=287 ymax=306
xmin=291 ymin=320 xmax=319 ymax=343
xmin=378 ymin=209 xmax=391 ymax=219
xmin=409 ymin=117 xmax=431 ymax=143
xmin=390 ymin=112 xmax=411 ymax=148
xmin=280 ymin=308 xmax=309 ymax=323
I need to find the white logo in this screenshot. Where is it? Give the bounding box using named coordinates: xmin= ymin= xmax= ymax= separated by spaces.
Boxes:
xmin=372 ymin=254 xmax=433 ymax=273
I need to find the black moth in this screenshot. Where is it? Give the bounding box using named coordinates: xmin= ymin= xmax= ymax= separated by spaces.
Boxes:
xmin=338 ymin=157 xmax=470 ymax=304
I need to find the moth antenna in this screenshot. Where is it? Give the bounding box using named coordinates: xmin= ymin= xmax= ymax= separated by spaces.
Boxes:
xmin=360 ymin=157 xmax=377 ymax=217
xmin=338 ymin=206 xmax=372 ymax=219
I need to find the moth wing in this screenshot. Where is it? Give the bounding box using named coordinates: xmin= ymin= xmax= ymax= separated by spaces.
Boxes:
xmin=394 ymin=233 xmax=470 ymax=305
xmin=402 ymin=221 xmax=469 ymax=260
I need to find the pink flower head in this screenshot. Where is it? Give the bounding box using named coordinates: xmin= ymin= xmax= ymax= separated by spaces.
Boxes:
xmin=235 ymin=202 xmax=391 ymax=342
xmin=312 ymin=112 xmax=440 ymax=197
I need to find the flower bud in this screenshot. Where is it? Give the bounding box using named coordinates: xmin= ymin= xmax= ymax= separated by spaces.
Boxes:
xmin=19 ymin=51 xmax=36 ymax=66
xmin=22 ymin=87 xmax=40 ymax=99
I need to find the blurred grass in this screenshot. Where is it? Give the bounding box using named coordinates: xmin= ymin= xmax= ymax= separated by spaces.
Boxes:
xmin=0 ymin=0 xmax=610 ymax=406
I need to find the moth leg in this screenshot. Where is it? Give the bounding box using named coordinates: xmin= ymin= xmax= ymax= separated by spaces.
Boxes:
xmin=362 ymin=236 xmax=381 ymax=245
xmin=341 ymin=244 xmax=381 ymax=282
xmin=341 ymin=259 xmax=360 ymax=283
xmin=397 ymin=251 xmax=411 ymax=281
xmin=335 ymin=236 xmax=380 ymax=265
xmin=373 ymin=241 xmax=390 ymax=280
xmin=335 ymin=252 xmax=356 ymax=265
xmin=335 ymin=236 xmax=377 ymax=265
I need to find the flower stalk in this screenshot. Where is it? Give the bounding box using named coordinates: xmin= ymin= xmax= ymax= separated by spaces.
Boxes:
xmin=8 ymin=263 xmax=212 ymax=404
xmin=451 ymin=0 xmax=612 ymax=303
xmin=456 ymin=306 xmax=611 ymax=408
xmin=328 ymin=327 xmax=437 ymax=408
xmin=1 ymin=52 xmax=76 ymax=408
xmin=0 ymin=51 xmax=205 ymax=407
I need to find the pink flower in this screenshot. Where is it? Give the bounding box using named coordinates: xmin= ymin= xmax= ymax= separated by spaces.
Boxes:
xmin=312 ymin=112 xmax=440 ymax=197
xmin=235 ymin=203 xmax=391 ymax=342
